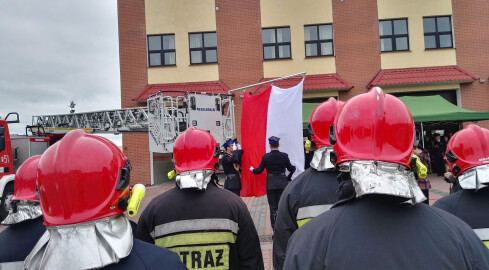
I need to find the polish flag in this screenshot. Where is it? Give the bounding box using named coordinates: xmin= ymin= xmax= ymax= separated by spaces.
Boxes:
xmin=240 ymin=79 xmax=305 ymax=197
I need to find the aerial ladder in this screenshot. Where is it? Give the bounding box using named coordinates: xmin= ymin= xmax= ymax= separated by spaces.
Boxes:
xmin=31 ymin=91 xmax=236 ymax=153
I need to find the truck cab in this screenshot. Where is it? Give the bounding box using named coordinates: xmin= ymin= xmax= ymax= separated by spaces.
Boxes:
xmin=0 ymin=113 xmax=50 ymax=220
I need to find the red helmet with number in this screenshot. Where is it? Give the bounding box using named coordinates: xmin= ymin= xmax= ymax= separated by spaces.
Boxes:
xmin=333 ymin=87 xmax=414 ymax=167
xmin=37 ymin=129 xmax=131 ymax=226
xmin=310 ymin=98 xmax=345 ymax=148
xmin=173 ymin=127 xmax=219 ymax=173
xmin=12 ymin=155 xmax=40 ymax=202
xmin=445 ymin=125 xmax=489 ymax=177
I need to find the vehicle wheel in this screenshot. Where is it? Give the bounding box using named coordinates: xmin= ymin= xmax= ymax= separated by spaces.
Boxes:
xmin=0 ymin=183 xmax=14 ymax=221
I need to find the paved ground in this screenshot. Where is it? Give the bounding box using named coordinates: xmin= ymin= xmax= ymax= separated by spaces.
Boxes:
xmin=0 ymin=174 xmax=451 ymax=269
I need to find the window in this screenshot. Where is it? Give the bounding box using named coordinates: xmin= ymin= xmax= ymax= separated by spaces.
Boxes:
xmin=423 ymin=16 xmax=453 ymax=49
xmin=379 ymin=19 xmax=409 ymax=52
xmin=304 ymin=24 xmax=334 ymax=57
xmin=262 ymin=27 xmax=291 ymax=60
xmin=189 ymin=32 xmax=217 ymax=64
xmin=147 ymin=34 xmax=176 ymax=67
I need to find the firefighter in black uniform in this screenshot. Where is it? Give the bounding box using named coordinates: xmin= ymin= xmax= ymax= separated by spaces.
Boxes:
xmin=273 ymin=98 xmax=343 ymax=270
xmin=284 ymin=88 xmax=489 ymax=269
xmin=221 ymin=138 xmax=243 ymax=196
xmin=0 ymin=155 xmax=45 ymax=269
xmin=434 ymin=124 xmax=489 ymax=249
xmin=251 ymin=136 xmax=296 ymax=230
xmin=136 ymin=127 xmax=264 ymax=270
xmin=24 ymin=130 xmax=185 ymax=270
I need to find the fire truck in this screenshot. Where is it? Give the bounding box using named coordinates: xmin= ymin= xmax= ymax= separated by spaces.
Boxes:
xmin=0 ymin=113 xmax=51 ymax=219
xmin=0 ymin=91 xmax=235 ymax=219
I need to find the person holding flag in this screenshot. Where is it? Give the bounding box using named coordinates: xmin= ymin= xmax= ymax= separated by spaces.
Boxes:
xmin=251 ymin=136 xmax=296 ymax=230
xmin=222 ymin=138 xmax=243 ymax=196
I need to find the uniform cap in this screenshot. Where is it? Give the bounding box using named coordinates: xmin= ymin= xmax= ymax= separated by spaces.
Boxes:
xmin=268 ymin=136 xmax=280 ymax=144
xmin=223 ymin=139 xmax=234 ymax=149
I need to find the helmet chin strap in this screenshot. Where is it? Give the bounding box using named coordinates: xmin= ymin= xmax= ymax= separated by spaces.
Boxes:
xmin=1 ymin=201 xmax=42 ymax=225
xmin=24 ymin=215 xmax=133 ymax=270
xmin=310 ymin=146 xmax=335 ymax=171
xmin=457 ymin=164 xmax=489 ymax=190
xmin=340 ymin=160 xmax=426 ymax=205
xmin=176 ymin=170 xmax=215 ymax=190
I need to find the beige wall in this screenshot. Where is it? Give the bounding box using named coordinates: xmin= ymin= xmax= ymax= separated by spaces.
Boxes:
xmin=303 ymin=90 xmax=339 ymax=99
xmin=378 ymin=0 xmax=456 ymax=69
xmin=381 ymin=83 xmax=460 ymax=93
xmin=145 ymin=0 xmax=219 ymax=83
xmin=261 ymin=0 xmax=336 ymax=77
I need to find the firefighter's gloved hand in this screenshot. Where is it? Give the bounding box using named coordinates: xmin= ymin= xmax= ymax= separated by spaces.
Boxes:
xmin=249 ymin=166 xmax=254 ymax=172
xmin=237 ymin=144 xmax=242 ymax=150
xmin=232 ymin=143 xmax=237 ymax=151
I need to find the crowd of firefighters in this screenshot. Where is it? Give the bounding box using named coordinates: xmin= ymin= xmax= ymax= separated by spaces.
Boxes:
xmin=0 ymin=87 xmax=488 ymax=269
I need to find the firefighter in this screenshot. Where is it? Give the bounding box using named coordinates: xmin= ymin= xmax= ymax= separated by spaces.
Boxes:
xmin=0 ymin=155 xmax=45 ymax=269
xmin=273 ymin=98 xmax=344 ymax=270
xmin=24 ymin=130 xmax=185 ymax=270
xmin=221 ymin=138 xmax=243 ymax=196
xmin=136 ymin=127 xmax=264 ymax=270
xmin=283 ymin=88 xmax=489 ymax=269
xmin=434 ymin=125 xmax=489 ymax=249
xmin=250 ymin=136 xmax=296 ymax=230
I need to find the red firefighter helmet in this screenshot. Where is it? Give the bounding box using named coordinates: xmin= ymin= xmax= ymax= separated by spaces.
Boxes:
xmin=310 ymin=98 xmax=345 ymax=148
xmin=173 ymin=127 xmax=219 ymax=173
xmin=333 ymin=87 xmax=414 ymax=167
xmin=445 ymin=125 xmax=489 ymax=177
xmin=37 ymin=129 xmax=131 ymax=226
xmin=12 ymin=155 xmax=41 ymax=202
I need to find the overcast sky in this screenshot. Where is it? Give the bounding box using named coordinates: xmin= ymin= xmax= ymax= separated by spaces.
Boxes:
xmin=0 ymin=0 xmax=122 ymax=145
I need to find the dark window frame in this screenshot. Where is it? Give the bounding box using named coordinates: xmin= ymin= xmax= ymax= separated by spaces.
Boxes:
xmin=188 ymin=32 xmax=218 ymax=65
xmin=304 ymin=24 xmax=334 ymax=58
xmin=147 ymin=34 xmax=176 ymax=67
xmin=423 ymin=16 xmax=453 ymax=49
xmin=379 ymin=18 xmax=410 ymax=52
xmin=262 ymin=27 xmax=292 ymax=60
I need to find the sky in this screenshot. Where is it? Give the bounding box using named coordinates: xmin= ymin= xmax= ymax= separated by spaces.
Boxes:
xmin=0 ymin=0 xmax=122 ymax=145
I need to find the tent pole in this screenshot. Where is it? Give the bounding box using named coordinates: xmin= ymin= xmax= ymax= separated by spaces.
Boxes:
xmin=421 ymin=122 xmax=425 ymax=149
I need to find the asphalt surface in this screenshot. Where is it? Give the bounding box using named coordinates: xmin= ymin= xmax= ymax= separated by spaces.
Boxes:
xmin=0 ymin=174 xmax=451 ymax=269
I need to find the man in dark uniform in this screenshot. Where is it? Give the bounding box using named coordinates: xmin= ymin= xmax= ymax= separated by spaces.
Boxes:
xmin=251 ymin=136 xmax=296 ymax=230
xmin=284 ymin=88 xmax=489 ymax=269
xmin=434 ymin=125 xmax=489 ymax=249
xmin=0 ymin=156 xmax=45 ymax=269
xmin=431 ymin=133 xmax=447 ymax=176
xmin=273 ymin=98 xmax=343 ymax=270
xmin=221 ymin=138 xmax=243 ymax=196
xmin=24 ymin=130 xmax=185 ymax=270
xmin=137 ymin=127 xmax=264 ymax=270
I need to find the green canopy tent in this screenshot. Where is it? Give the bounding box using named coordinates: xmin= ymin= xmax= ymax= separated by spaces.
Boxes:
xmin=301 ymin=96 xmax=489 ymax=147
xmin=399 ymin=95 xmax=489 ymax=148
xmin=302 ymin=103 xmax=320 ymax=129
xmin=398 ymin=95 xmax=489 ymax=123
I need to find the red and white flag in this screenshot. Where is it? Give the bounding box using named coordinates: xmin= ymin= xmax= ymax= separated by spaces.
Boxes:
xmin=240 ymin=79 xmax=305 ymax=197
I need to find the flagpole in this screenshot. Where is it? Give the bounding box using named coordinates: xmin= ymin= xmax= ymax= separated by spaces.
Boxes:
xmin=227 ymin=72 xmax=306 ymax=94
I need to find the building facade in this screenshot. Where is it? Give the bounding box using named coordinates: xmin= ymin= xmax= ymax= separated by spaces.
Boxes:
xmin=118 ymin=0 xmax=489 ymax=185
